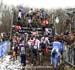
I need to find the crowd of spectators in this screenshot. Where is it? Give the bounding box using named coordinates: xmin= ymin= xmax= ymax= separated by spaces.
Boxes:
xmin=16 ymin=8 xmax=52 ymax=28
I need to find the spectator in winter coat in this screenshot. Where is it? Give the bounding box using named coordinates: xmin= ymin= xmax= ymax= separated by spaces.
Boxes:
xmin=19 ymin=39 xmax=26 ymax=66
xmin=50 ymin=47 xmax=60 ymax=70
xmin=50 ymin=36 xmax=62 ymax=67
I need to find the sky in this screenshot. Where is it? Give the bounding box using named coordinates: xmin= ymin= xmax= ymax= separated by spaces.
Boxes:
xmin=1 ymin=0 xmax=75 ymax=9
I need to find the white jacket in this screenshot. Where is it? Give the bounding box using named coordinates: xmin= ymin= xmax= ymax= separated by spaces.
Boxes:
xmin=34 ymin=39 xmax=40 ymax=49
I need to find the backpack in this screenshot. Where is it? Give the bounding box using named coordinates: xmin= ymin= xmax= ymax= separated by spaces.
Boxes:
xmin=20 ymin=47 xmax=25 ymax=54
xmin=40 ymin=43 xmax=46 ymax=49
xmin=51 ymin=49 xmax=57 ymax=57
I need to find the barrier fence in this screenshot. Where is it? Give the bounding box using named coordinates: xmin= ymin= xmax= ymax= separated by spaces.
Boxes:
xmin=63 ymin=45 xmax=75 ymax=66
xmin=0 ymin=41 xmax=8 ymax=58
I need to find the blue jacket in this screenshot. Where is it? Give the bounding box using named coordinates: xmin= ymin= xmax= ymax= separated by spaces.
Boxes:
xmin=52 ymin=41 xmax=62 ymax=52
